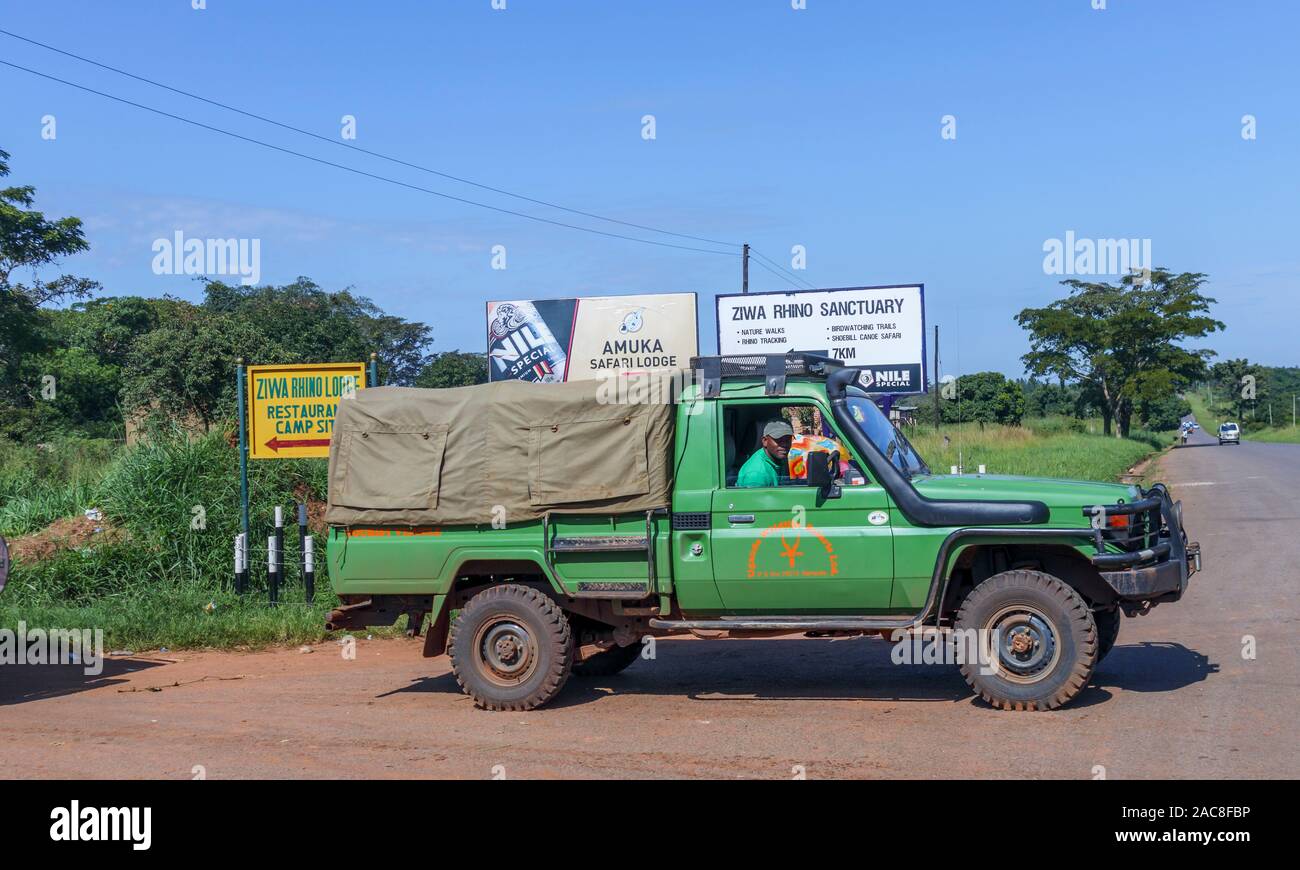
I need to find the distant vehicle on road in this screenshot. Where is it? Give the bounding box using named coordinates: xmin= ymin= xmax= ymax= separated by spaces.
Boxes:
xmin=1190 ymin=422 xmax=1199 ymax=429
xmin=1218 ymin=422 xmax=1240 ymax=445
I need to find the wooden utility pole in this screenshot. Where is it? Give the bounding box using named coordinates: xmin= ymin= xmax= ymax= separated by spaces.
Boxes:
xmin=742 ymin=243 xmax=749 ymax=293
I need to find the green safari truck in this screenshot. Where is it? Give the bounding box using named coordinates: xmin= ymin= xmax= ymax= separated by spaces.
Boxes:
xmin=325 ymin=354 xmax=1199 ymax=712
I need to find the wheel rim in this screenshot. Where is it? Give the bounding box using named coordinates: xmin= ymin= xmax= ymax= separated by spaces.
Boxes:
xmin=473 ymin=617 xmax=539 ymax=688
xmin=987 ymin=604 xmax=1061 ymax=684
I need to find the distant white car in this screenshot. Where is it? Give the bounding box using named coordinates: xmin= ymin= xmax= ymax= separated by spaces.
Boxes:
xmin=1218 ymin=422 xmax=1240 ymax=445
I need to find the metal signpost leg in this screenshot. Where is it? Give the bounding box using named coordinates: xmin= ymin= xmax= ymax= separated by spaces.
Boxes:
xmin=236 ymin=358 xmax=250 ymax=593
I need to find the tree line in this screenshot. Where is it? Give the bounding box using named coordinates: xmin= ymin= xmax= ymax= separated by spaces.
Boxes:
xmin=0 ymin=149 xmax=486 ymax=444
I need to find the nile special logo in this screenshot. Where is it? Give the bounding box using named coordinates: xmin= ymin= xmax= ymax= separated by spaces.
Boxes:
xmin=746 ymin=520 xmax=838 ymax=579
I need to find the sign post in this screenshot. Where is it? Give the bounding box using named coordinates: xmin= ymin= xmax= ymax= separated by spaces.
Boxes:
xmin=234 ymin=358 xmax=370 ymax=599
xmin=235 ymin=358 xmax=250 ymax=591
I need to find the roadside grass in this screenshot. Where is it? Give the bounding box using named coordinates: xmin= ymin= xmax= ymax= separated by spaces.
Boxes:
xmin=1 ymin=586 xmax=335 ymax=651
xmin=1240 ymin=427 xmax=1300 ymax=443
xmin=0 ymin=431 xmax=362 ymax=650
xmin=909 ymin=417 xmax=1171 ymax=481
xmin=0 ymin=438 xmax=118 ymax=537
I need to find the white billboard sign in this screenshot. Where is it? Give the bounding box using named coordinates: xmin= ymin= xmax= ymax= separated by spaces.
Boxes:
xmin=716 ymin=284 xmax=926 ymax=393
xmin=487 ymin=292 xmax=698 ymax=383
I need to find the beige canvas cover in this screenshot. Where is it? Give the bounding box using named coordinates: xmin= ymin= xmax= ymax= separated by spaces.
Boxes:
xmin=325 ymin=381 xmax=674 ymax=527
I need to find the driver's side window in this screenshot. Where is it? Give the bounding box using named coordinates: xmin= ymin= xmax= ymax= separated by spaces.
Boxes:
xmin=722 ymin=403 xmax=868 ymax=488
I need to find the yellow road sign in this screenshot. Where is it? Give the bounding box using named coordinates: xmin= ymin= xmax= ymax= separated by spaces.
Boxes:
xmin=247 ymin=362 xmax=367 ymax=460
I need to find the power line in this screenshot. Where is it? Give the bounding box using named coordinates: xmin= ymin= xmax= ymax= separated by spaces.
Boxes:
xmin=0 ymin=60 xmax=740 ymax=258
xmin=749 ymin=255 xmax=807 ymax=288
xmin=0 ymin=28 xmax=740 ymax=251
xmin=750 ymin=247 xmax=815 ymax=289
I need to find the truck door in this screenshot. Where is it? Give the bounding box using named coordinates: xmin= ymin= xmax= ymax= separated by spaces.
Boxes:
xmin=710 ymin=399 xmax=894 ymax=612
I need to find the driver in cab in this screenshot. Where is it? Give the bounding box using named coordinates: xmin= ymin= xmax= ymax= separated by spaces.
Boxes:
xmin=736 ymin=420 xmax=794 ymax=488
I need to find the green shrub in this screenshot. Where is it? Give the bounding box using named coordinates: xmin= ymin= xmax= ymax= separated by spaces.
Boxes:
xmin=1 ymin=431 xmax=340 ymax=648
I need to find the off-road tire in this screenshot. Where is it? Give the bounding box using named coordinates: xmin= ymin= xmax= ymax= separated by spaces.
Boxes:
xmin=954 ymin=569 xmax=1097 ymax=711
xmin=573 ymin=641 xmax=642 ymax=677
xmin=448 ymin=584 xmax=573 ymax=711
xmin=1094 ymin=607 xmax=1121 ymax=663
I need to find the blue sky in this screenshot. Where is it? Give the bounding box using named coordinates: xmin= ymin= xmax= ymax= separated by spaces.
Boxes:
xmin=2 ymin=0 xmax=1295 ymax=376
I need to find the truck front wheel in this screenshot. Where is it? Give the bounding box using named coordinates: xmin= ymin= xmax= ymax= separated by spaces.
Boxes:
xmin=954 ymin=569 xmax=1098 ymax=711
xmin=448 ymin=584 xmax=573 ymax=711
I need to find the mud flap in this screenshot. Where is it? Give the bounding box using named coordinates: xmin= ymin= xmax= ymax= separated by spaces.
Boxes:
xmin=422 ymin=593 xmax=451 ymax=658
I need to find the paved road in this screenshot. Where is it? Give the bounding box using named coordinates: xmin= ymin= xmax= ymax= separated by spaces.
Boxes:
xmin=2 ymin=424 xmax=1296 ymax=779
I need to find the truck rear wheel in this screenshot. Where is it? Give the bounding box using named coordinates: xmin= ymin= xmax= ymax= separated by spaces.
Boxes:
xmin=954 ymin=569 xmax=1097 ymax=711
xmin=573 ymin=642 xmax=642 ymax=677
xmin=448 ymin=584 xmax=573 ymax=711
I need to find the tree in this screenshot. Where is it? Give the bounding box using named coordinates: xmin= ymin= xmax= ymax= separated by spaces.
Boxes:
xmin=120 ymin=281 xmax=438 ymax=429
xmin=201 ymin=278 xmax=432 ymax=384
xmin=1137 ymin=394 xmax=1192 ymax=432
xmin=56 ymin=296 xmax=161 ymax=370
xmin=1016 ymin=269 xmax=1223 ymax=438
xmin=944 ymin=372 xmax=1025 ymax=427
xmin=1209 ymin=358 xmax=1265 ymax=424
xmin=415 ymin=351 xmax=489 ymax=389
xmin=0 ymin=148 xmax=101 ymax=433
xmin=121 ymin=303 xmax=266 ymax=432
xmin=1021 ymin=378 xmax=1078 ymax=418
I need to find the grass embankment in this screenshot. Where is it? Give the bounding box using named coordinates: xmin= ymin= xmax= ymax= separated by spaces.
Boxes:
xmin=0 ymin=433 xmax=349 ymax=650
xmin=1242 ymin=427 xmax=1300 ymax=443
xmin=1185 ymin=392 xmax=1300 ymax=443
xmin=910 ymin=416 xmax=1170 ymax=481
xmin=2 ymin=417 xmax=1172 ymax=651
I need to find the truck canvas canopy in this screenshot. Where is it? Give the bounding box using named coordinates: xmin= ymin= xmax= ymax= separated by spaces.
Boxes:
xmin=325 ymin=381 xmax=675 ymax=527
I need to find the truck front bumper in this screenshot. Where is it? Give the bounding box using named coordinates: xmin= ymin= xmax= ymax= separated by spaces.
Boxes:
xmin=1086 ymin=484 xmax=1199 ymax=606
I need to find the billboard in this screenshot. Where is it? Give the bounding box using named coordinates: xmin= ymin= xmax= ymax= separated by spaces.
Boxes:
xmin=487 ymin=293 xmax=698 ymax=383
xmin=716 ymin=284 xmax=926 ymax=394
xmin=247 ymin=362 xmax=367 ymax=459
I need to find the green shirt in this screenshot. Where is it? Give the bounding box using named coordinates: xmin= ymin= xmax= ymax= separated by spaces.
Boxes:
xmin=735 ymin=448 xmax=781 ymax=487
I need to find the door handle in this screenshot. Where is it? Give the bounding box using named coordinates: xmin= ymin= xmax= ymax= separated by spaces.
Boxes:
xmin=727 ymin=514 xmax=755 ymax=524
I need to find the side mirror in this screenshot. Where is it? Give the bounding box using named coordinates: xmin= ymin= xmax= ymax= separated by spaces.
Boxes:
xmin=806 ymin=450 xmax=841 ymax=499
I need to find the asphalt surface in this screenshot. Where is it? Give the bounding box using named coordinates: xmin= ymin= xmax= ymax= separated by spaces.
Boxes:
xmin=1 ymin=422 xmax=1296 ymax=779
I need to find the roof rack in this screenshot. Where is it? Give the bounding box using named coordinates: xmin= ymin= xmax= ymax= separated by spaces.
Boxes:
xmin=690 ymin=352 xmax=846 ymax=397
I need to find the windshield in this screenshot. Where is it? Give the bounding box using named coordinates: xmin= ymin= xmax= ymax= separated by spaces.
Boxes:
xmin=845 ymin=387 xmax=930 ymax=477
